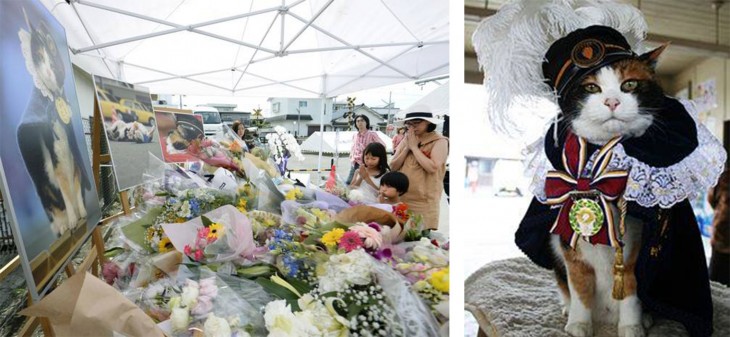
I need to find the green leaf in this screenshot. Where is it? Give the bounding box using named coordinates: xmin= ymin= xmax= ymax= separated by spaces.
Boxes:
xmin=283 ymin=275 xmax=313 ymax=295
xmin=120 ymin=207 xmax=163 ymax=253
xmin=201 ymin=216 xmax=213 ymax=228
xmin=256 ymin=277 xmax=301 ymax=311
xmin=347 ymin=303 xmax=364 ymax=319
xmin=236 ymin=263 xmax=278 ymax=279
xmin=103 ymin=247 xmax=125 ymax=258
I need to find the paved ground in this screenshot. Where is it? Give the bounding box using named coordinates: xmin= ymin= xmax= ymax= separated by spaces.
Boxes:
xmin=106 ymin=139 xmax=163 ymax=190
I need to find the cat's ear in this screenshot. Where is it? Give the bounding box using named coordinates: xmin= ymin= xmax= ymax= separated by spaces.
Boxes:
xmin=638 ymin=43 xmax=670 ymax=69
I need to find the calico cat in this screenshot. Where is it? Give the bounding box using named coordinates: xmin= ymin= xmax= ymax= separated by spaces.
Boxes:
xmin=166 ymin=115 xmax=205 ymax=153
xmin=550 ymin=44 xmax=669 ymax=337
xmin=17 ymin=9 xmax=89 ymax=237
xmin=106 ymin=120 xmax=154 ymax=143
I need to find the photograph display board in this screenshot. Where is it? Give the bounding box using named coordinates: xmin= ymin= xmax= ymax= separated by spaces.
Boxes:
xmin=0 ymin=0 xmax=102 ymax=300
xmin=94 ymin=75 xmax=164 ymax=191
xmin=155 ymin=111 xmax=206 ymax=163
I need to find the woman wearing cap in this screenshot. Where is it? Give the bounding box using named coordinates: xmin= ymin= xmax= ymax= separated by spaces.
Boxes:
xmin=346 ymin=114 xmax=385 ymax=185
xmin=390 ymin=109 xmax=448 ymax=230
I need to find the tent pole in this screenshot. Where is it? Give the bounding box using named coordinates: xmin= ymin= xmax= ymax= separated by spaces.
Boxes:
xmin=317 ymin=76 xmax=327 ymax=185
xmin=328 ymin=45 xmax=418 ymax=94
xmin=74 ymin=0 xmax=278 ymax=54
xmin=287 ymin=12 xmax=414 ymax=78
xmin=286 ymin=41 xmax=447 ymax=55
xmin=281 ymin=0 xmax=334 ymax=52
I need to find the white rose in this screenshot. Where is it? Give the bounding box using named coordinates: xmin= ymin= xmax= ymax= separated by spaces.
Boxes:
xmin=170 ymin=307 xmax=190 ymax=332
xmin=181 ymin=284 xmax=200 ymax=308
xmin=203 ymin=313 xmax=231 ymax=337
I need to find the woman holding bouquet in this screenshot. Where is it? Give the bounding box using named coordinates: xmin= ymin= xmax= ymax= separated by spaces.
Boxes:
xmin=390 ymin=107 xmax=448 ymax=230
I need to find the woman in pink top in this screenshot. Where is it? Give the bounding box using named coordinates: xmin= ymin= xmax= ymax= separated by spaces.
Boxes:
xmin=346 ymin=114 xmax=385 ymax=184
xmin=392 ymin=127 xmax=406 ymax=155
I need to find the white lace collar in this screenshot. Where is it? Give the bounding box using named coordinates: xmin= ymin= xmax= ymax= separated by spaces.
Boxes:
xmin=526 ymin=99 xmax=726 ymax=208
xmin=19 ymin=28 xmax=54 ymax=101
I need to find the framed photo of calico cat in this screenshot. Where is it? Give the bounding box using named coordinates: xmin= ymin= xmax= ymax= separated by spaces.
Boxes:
xmin=93 ymin=75 xmax=164 ymax=191
xmin=154 ymin=111 xmax=206 ymax=163
xmin=0 ymin=0 xmax=102 ymax=300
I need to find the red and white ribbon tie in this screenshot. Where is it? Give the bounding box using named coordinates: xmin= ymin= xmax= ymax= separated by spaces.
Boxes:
xmin=545 ymin=133 xmax=628 ymax=249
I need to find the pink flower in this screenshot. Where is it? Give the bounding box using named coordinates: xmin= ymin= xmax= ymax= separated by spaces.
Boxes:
xmin=191 ymin=295 xmax=213 ymax=317
xmin=199 ymin=277 xmax=218 ymax=297
xmin=184 ymin=245 xmax=192 ymax=256
xmin=194 ymin=249 xmax=204 ymax=261
xmin=349 ymin=224 xmax=383 ymax=250
xmin=102 ymin=262 xmax=121 ymax=285
xmin=338 ymin=231 xmax=364 ymax=252
xmin=198 ymin=227 xmax=210 ymax=239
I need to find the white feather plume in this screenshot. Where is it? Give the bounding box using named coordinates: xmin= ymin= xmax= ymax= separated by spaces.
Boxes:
xmin=472 ymin=0 xmax=647 ymax=136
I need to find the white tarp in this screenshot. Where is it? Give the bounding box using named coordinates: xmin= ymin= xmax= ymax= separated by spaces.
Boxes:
xmin=43 ymin=0 xmax=449 ymax=98
xmin=301 ymin=131 xmax=392 ymax=154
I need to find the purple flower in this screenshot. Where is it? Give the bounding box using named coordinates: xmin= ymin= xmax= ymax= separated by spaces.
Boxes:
xmin=373 ymin=248 xmax=393 ymax=261
xmin=367 ymin=222 xmax=382 ymax=232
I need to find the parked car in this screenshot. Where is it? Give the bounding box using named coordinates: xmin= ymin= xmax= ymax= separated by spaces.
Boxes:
xmin=193 ymin=106 xmax=224 ymax=136
xmin=97 ymin=89 xmax=156 ymax=126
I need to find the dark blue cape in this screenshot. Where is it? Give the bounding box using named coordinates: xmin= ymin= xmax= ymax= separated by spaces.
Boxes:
xmin=515 ymin=97 xmax=713 ymax=337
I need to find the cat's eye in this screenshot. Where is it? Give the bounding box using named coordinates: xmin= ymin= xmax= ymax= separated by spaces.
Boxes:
xmin=583 ymin=83 xmax=601 ymax=93
xmin=621 ymin=80 xmax=639 ymax=92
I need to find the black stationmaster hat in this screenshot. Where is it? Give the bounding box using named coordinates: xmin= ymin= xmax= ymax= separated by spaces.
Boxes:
xmin=543 ymin=25 xmax=637 ymax=99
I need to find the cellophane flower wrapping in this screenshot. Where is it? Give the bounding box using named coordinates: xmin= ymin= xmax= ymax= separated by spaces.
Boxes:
xmin=187 ymin=137 xmax=245 ymax=176
xmin=161 ymin=205 xmax=256 ymax=264
xmin=393 ymin=238 xmax=449 ymax=326
xmin=280 ymin=200 xmax=336 ymax=230
xmin=261 ymin=249 xmax=441 ymax=337
xmin=241 ymin=156 xmax=285 ymax=213
xmin=125 ymin=267 xmax=272 ymax=337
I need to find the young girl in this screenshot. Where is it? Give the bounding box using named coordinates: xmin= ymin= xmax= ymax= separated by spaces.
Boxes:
xmin=349 ymin=142 xmax=388 ymax=203
xmin=378 ymin=171 xmax=409 ymax=205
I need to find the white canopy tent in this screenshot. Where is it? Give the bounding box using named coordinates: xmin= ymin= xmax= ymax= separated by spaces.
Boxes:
xmin=43 ymin=0 xmax=448 ymax=176
xmin=397 ymin=81 xmax=449 ymax=119
xmin=44 ymin=0 xmax=448 ymax=98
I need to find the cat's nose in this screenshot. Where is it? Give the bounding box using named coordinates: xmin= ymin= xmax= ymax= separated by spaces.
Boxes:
xmin=604 ymin=98 xmax=620 ymax=112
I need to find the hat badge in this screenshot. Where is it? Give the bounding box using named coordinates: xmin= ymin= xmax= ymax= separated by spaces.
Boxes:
xmin=571 ymin=39 xmax=605 ymax=68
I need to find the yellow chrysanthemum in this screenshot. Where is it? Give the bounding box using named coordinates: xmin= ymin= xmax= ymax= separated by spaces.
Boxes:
xmin=207 ymin=222 xmax=224 ymax=240
xmin=158 ymin=236 xmax=173 ymax=253
xmin=237 ymin=199 xmax=248 ymax=213
xmin=321 ymin=228 xmax=345 ymax=247
xmin=285 ymin=188 xmax=303 ymax=201
xmin=429 ymin=268 xmax=449 ymax=293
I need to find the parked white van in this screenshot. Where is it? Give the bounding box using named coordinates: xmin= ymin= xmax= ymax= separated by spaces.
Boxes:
xmin=192 ymin=106 xmax=223 ymax=136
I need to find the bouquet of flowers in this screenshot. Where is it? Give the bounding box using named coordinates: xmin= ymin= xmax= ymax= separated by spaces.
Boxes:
xmin=162 ymin=205 xmax=257 ymax=264
xmin=125 ymin=268 xmax=271 ymax=337
xmin=312 ymin=222 xmax=394 ymax=262
xmin=248 ymin=210 xmax=283 ymax=241
xmin=280 ymin=200 xmax=336 ymax=230
xmin=261 ymin=249 xmax=441 ymax=336
xmin=187 ymin=138 xmax=244 ymax=175
xmin=393 ymin=238 xmax=449 ymax=324
xmin=265 ymin=126 xmax=305 ymax=175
